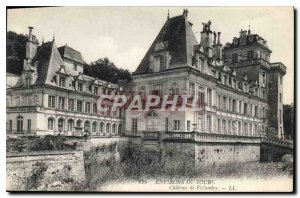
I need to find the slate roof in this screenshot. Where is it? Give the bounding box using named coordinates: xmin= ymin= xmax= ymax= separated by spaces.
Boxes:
xmin=134 ymin=14 xmax=198 ymax=74
xmin=58 ymin=44 xmax=85 ymax=64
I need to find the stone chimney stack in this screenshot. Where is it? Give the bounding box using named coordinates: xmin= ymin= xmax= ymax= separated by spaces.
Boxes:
xmin=26 ymin=26 xmax=39 ymax=62
xmin=217 ymin=32 xmax=221 ymax=45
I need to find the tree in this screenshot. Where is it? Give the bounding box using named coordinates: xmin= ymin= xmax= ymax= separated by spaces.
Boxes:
xmin=7 ymin=31 xmax=27 ymax=75
xmin=84 ymin=58 xmax=132 ymax=84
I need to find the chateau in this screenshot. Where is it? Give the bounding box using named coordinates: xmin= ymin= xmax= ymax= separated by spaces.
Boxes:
xmin=6 ymin=27 xmax=124 ymax=136
xmin=124 ymin=10 xmax=286 ymax=140
xmin=7 ymin=10 xmax=286 ymax=140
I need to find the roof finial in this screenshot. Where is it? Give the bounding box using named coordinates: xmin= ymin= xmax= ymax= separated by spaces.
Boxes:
xmin=248 ymin=25 xmax=251 ymax=34
xmin=183 ymin=8 xmax=188 ymax=18
xmin=52 ymin=33 xmax=55 ymax=41
xmin=167 ymin=10 xmax=170 ymax=19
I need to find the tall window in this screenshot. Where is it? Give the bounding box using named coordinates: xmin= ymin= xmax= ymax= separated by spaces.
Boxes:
xmin=48 ymin=95 xmax=56 ymax=108
xmin=198 ymin=87 xmax=205 ymax=107
xmin=17 ymin=115 xmax=23 ymax=133
xmin=58 ymin=97 xmax=65 ymax=110
xmin=78 ymin=83 xmax=83 ymax=92
xmin=232 ymin=99 xmax=236 ymax=113
xmin=247 ymin=50 xmax=254 ymax=60
xmin=222 ymin=120 xmax=226 ymax=134
xmin=279 ymin=93 xmax=282 ymax=103
xmin=174 ymin=120 xmax=180 ymax=130
xmin=59 ymin=76 xmax=65 ymax=87
xmin=68 ymin=99 xmax=74 ymax=111
xmin=207 ymin=88 xmax=212 ymax=107
xmin=187 ymin=120 xmax=191 ymax=131
xmin=138 ymin=86 xmax=145 ymax=95
xmin=171 ymin=82 xmax=179 ymax=95
xmin=132 ymin=118 xmax=138 ymax=134
xmin=77 ymin=100 xmax=83 ymax=112
xmin=244 ymin=103 xmax=248 ymax=115
xmin=93 ymin=87 xmax=98 ymax=95
xmin=85 ymin=102 xmax=91 ymax=113
xmin=232 ymin=53 xmax=238 ymax=63
xmin=25 ymin=77 xmax=31 ymax=86
xmin=8 ymin=120 xmax=12 ymax=133
xmin=159 ymin=55 xmax=164 ymax=71
xmin=27 ymin=119 xmax=31 ymax=133
xmin=154 ymin=84 xmax=162 ymax=96
xmin=254 ymin=106 xmax=258 ymax=117
xmin=68 ymin=119 xmax=74 ymax=132
xmin=48 ymin=118 xmax=54 ymax=130
xmin=222 ymin=96 xmax=226 ymax=111
xmin=207 ymin=115 xmax=212 ymax=132
xmin=189 ymin=82 xmax=195 ymax=96
xmin=73 ymin=63 xmax=77 ymax=71
xmin=279 ymin=110 xmax=282 ymax=124
xmin=93 ymin=103 xmax=97 ymax=115
xmin=165 ymin=118 xmax=169 ymax=132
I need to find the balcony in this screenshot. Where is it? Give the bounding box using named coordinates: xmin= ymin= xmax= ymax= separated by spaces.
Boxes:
xmin=7 ymin=106 xmax=40 ymax=113
xmin=227 ymin=58 xmax=270 ymax=69
xmin=142 ymin=131 xmax=160 ymax=140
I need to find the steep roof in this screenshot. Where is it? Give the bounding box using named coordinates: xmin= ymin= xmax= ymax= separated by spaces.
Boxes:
xmin=58 ymin=44 xmax=85 ymax=64
xmin=134 ymin=14 xmax=198 ymax=74
xmin=32 ymin=41 xmax=64 ymax=85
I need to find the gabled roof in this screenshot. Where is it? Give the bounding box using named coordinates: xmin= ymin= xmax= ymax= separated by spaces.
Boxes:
xmin=134 ymin=14 xmax=198 ymax=74
xmin=58 ymin=44 xmax=85 ymax=64
xmin=32 ymin=41 xmax=64 ymax=85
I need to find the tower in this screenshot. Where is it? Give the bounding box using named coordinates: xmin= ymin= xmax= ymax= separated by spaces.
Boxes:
xmin=268 ymin=62 xmax=286 ymax=139
xmin=200 ymin=20 xmax=213 ymax=57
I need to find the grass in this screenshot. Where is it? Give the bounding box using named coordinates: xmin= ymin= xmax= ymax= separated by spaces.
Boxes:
xmin=80 ymin=143 xmax=293 ymax=191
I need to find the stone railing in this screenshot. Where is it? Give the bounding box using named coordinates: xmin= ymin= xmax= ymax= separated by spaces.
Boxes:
xmin=7 ymin=106 xmax=39 ymax=112
xmin=164 ymin=131 xmax=261 ymax=143
xmin=164 ymin=131 xmax=195 ymax=140
xmin=261 ymin=137 xmax=293 ymax=149
xmin=142 ymin=131 xmax=160 ymax=140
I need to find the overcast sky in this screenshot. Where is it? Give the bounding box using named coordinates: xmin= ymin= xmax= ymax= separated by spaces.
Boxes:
xmin=7 ymin=7 xmax=294 ymax=104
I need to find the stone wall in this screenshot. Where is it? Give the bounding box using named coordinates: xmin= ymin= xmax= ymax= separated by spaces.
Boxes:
xmin=195 ymin=143 xmax=260 ymax=165
xmin=6 ymin=150 xmax=85 ymax=191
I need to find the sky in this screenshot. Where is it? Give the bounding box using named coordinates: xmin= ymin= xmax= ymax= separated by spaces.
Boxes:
xmin=7 ymin=7 xmax=294 ymax=104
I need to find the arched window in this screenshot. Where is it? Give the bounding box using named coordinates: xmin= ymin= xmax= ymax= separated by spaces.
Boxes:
xmin=118 ymin=124 xmax=122 ymax=135
xmin=84 ymin=121 xmax=90 ymax=132
xmin=99 ymin=122 xmax=104 ymax=132
xmin=112 ymin=124 xmax=116 ymax=134
xmin=147 ymin=111 xmax=158 ymax=117
xmin=106 ymin=123 xmax=111 ymax=134
xmin=76 ymin=120 xmax=82 ymax=128
xmin=58 ymin=118 xmax=65 ymax=132
xmin=17 ymin=115 xmax=23 ymax=132
xmin=67 ymin=119 xmax=74 ymax=132
xmin=48 ymin=117 xmax=54 ymax=130
xmin=92 ymin=121 xmax=97 ymax=132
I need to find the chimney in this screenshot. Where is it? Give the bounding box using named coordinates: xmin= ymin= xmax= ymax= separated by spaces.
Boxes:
xmin=26 ymin=26 xmax=38 ymax=61
xmin=217 ymin=32 xmax=221 ymax=44
xmin=28 ymin=26 xmax=33 ymax=41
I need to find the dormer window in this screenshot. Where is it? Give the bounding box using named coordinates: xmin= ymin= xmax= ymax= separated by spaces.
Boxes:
xmin=93 ymin=87 xmax=98 ymax=95
xmin=74 ymin=63 xmax=77 ymax=71
xmin=232 ymin=53 xmax=238 ymax=63
xmin=25 ymin=77 xmax=31 ymax=87
xmin=223 ymin=75 xmax=227 ymax=85
xmin=78 ymin=82 xmax=83 ymax=92
xmin=153 ymin=55 xmax=164 ymax=72
xmin=59 ymin=76 xmax=65 ymax=87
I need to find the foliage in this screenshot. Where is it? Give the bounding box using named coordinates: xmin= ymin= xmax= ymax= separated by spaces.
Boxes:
xmin=25 ymin=162 xmax=48 ymax=190
xmin=84 ymin=58 xmax=132 ymax=84
xmin=7 ymin=31 xmax=27 ymax=75
xmin=283 ymin=104 xmax=294 ymax=139
xmin=83 ymin=145 xmax=293 ymax=190
xmin=6 ymin=135 xmax=65 ymax=152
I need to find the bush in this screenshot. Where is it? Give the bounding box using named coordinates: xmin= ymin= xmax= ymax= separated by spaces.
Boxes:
xmin=25 ymin=162 xmax=48 ymax=190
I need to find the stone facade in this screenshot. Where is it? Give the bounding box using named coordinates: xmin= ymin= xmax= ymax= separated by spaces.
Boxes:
xmin=6 ymin=27 xmax=124 ymax=137
xmin=125 ymin=10 xmax=286 ymax=140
